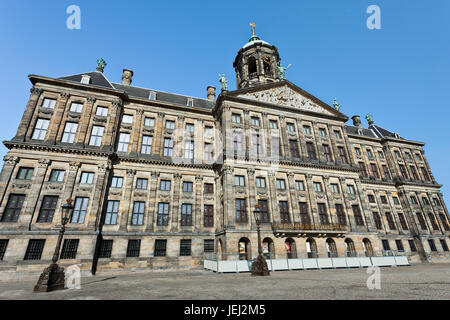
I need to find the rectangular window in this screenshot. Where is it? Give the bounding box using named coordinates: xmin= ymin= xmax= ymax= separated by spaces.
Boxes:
xmin=233 ymin=131 xmax=243 ymax=152
xmin=164 ymin=120 xmax=175 ymax=130
xmin=359 ymin=162 xmax=368 ymax=178
xmin=235 ymin=175 xmax=245 ymax=187
xmin=428 ymin=239 xmax=437 ymax=252
xmin=88 ymin=125 xmax=104 ymax=146
xmin=252 ymin=134 xmax=264 ymax=155
xmin=117 ymin=133 xmax=130 ymax=152
xmin=355 ymin=148 xmax=361 ymax=157
xmin=99 ymin=239 xmax=113 ymax=258
xmin=347 ymin=185 xmax=356 ymax=195
xmin=370 ymin=163 xmax=379 ymax=179
xmin=395 ymin=240 xmax=404 ymax=252
xmin=256 ymin=177 xmax=266 ymax=188
xmin=24 ymin=239 xmax=45 ymax=260
xmin=181 ymin=203 xmax=192 ymax=226
xmin=37 ymin=196 xmax=58 ymax=223
xmin=287 ymin=140 xmax=299 ymax=158
xmin=49 ymin=169 xmax=65 ymax=182
xmin=122 ymin=114 xmax=133 ymax=124
xmin=422 ymin=197 xmax=430 ymax=206
xmin=398 ymin=213 xmax=409 ymax=230
xmin=373 ymin=212 xmax=383 ymax=230
xmin=299 ymin=202 xmax=311 ymax=225
xmin=319 ymin=128 xmax=327 ymax=137
xmin=421 ymin=167 xmax=430 ymax=181
xmin=157 ymin=203 xmax=169 ymax=226
xmin=338 ymin=146 xmax=348 ymax=164
xmin=279 ymin=201 xmax=290 ymax=223
xmin=204 ymin=143 xmax=214 ymax=161
xmin=352 ymin=205 xmax=364 ymax=226
xmin=408 ymin=240 xmax=417 ymax=252
xmin=204 ymin=239 xmax=215 ymax=253
xmin=131 ymin=201 xmax=145 ymax=225
xmin=386 ymin=212 xmax=397 ymax=230
xmin=96 ymin=106 xmax=108 ymax=117
xmin=62 ymin=122 xmax=78 ymax=143
xmin=306 ymin=142 xmax=317 ymax=160
xmin=232 ymin=113 xmax=241 ymax=124
xmin=0 ymin=240 xmax=9 ymax=260
xmin=276 ymin=179 xmax=286 ymax=190
xmin=258 ymin=200 xmax=270 ymax=223
xmin=378 ymin=151 xmax=385 ymax=159
xmin=405 ymin=152 xmax=413 ymax=161
xmin=159 ymin=180 xmax=171 ymax=191
xmin=144 ymin=117 xmax=155 ymax=127
xmin=126 ymin=240 xmax=141 ymax=258
xmin=140 ymin=135 xmax=153 ymax=154
xmin=410 ymin=166 xmax=419 ymax=180
xmin=182 ymin=181 xmax=193 ymax=192
xmin=334 ymin=130 xmax=342 ymax=139
xmin=313 ymin=182 xmax=322 ymax=193
xmin=32 ymin=118 xmax=50 ymax=140
xmin=410 ymin=196 xmax=418 ymax=205
xmin=269 ymin=120 xmax=278 ymax=129
xmin=323 ymin=144 xmax=332 ymax=162
xmin=163 ymin=138 xmax=174 ymax=157
xmin=60 ymin=239 xmax=79 ymax=260
xmin=318 ymin=203 xmax=329 ymax=225
xmin=251 ymin=117 xmax=260 ymax=126
xmin=399 ymin=164 xmax=408 ymax=179
xmin=149 ymin=91 xmax=157 ymax=100
xmin=204 ymin=205 xmax=214 ymax=227
xmin=330 ymin=184 xmax=339 ymax=194
xmin=184 ymin=140 xmax=194 ymax=160
xmin=394 ymin=151 xmax=402 ymax=161
xmin=71 ymin=197 xmax=89 ymax=224
xmin=1 ymin=194 xmax=25 ymax=222
xmin=367 ymin=149 xmax=374 ymax=159
xmin=382 ymin=240 xmax=391 ymax=251
xmin=271 ymin=135 xmax=281 ymax=157
xmin=236 ymin=199 xmax=248 ymax=223
xmin=335 ymin=204 xmax=346 ymax=225
xmin=303 ymin=126 xmax=312 ymax=135
xmin=80 ymin=172 xmax=94 ymax=184
xmin=17 ymin=167 xmax=34 ymax=180
xmin=105 ymin=200 xmax=119 ymax=225
xmin=428 ymin=213 xmax=439 ymax=231
xmin=287 ymin=123 xmax=295 ymax=132
xmin=440 ymin=239 xmax=449 ymax=252
xmin=393 ymin=197 xmax=400 ymax=205
xmin=416 ymin=212 xmax=427 ymax=230
xmin=111 ymin=176 xmax=123 ymax=188
xmin=185 ymin=123 xmax=195 ymax=133
xmin=295 ymin=180 xmax=305 ymax=191
xmin=180 ymin=239 xmax=192 ymax=256
xmin=368 ymin=194 xmax=375 ymax=203
xmin=439 ymin=214 xmax=450 ymax=231
xmin=70 ymin=102 xmax=83 ymax=113
xmin=42 ymin=98 xmax=56 ymax=109
xmin=154 ymin=240 xmax=167 ymax=257
xmin=204 ymin=183 xmax=214 ymax=194
xmin=204 ymin=126 xmax=214 ymax=136
xmin=382 ymin=165 xmax=391 ymax=180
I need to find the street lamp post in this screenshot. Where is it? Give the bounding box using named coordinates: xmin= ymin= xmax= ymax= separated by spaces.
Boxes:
xmin=34 ymin=198 xmax=74 ymax=292
xmin=251 ymin=204 xmax=270 ymax=276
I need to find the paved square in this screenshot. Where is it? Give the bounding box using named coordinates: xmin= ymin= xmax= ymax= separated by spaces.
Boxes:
xmin=0 ymin=263 xmax=449 ymax=300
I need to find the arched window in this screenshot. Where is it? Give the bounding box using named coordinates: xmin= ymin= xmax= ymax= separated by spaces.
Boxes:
xmin=326 ymin=238 xmax=338 ymax=258
xmin=285 ymin=238 xmax=297 ymax=259
xmin=238 ymin=237 xmax=251 ymax=260
xmin=263 ymin=60 xmax=271 ymax=75
xmin=248 ymin=57 xmax=257 ymax=77
xmin=363 ymin=238 xmax=374 ymax=257
xmin=345 ymin=238 xmax=357 ymax=257
xmin=306 ymin=238 xmax=318 ymax=258
xmin=263 ymin=237 xmax=275 ymax=259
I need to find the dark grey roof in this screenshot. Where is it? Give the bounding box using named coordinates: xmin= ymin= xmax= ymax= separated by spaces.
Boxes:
xmin=59 ymin=71 xmax=114 ymax=89
xmin=369 ymin=124 xmax=404 ymax=139
xmin=345 ymin=125 xmax=377 ymax=138
xmin=112 ymin=83 xmax=215 ymax=110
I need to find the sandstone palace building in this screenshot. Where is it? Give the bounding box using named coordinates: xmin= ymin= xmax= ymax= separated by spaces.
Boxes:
xmin=0 ymin=29 xmax=449 ymax=274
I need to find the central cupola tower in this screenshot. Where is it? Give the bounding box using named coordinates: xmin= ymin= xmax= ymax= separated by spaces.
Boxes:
xmin=233 ymin=23 xmax=282 ymax=89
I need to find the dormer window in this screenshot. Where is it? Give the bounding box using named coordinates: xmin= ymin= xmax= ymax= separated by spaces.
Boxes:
xmin=149 ymin=91 xmax=156 ymax=100
xmin=81 ymin=75 xmax=91 ymax=84
xmin=187 ymin=98 xmax=194 ymax=107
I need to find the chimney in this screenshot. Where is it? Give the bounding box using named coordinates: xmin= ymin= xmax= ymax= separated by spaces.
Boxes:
xmin=207 ymin=86 xmax=216 ymax=101
xmin=121 ymin=69 xmax=134 ymax=86
xmin=352 ymin=115 xmax=362 ymax=128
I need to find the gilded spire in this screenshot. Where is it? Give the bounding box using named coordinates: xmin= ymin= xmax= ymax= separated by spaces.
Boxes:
xmin=250 ymin=22 xmax=256 ymax=36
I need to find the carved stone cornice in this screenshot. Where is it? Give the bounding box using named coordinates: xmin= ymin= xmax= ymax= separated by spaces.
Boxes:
xmin=87 ymin=96 xmax=96 ymax=104
xmin=151 ymin=171 xmax=160 ymax=178
xmin=177 ymin=115 xmax=185 ymax=121
xmin=136 ymin=108 xmax=144 ymax=115
xmin=3 ymin=155 xmax=18 ymax=166
xmin=60 ymin=92 xmax=70 ymax=99
xmin=30 ymin=87 xmax=43 ymax=96
xmin=158 ymin=112 xmax=165 ymax=118
xmin=69 ymin=162 xmax=81 ymax=170
xmin=305 ymin=174 xmax=313 ymax=181
xmin=174 ymin=173 xmax=183 ymax=181
xmin=126 ymin=169 xmax=137 ymax=177
xmin=38 ymin=159 xmax=51 ymax=168
xmin=247 ymin=168 xmax=255 ymax=176
xmin=195 ymin=175 xmax=203 ymax=182
xmin=98 ymin=162 xmax=111 ymax=172
xmin=111 ymin=101 xmax=122 ymax=109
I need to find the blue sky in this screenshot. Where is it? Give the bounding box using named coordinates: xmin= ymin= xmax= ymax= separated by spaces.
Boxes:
xmin=0 ymin=0 xmax=449 ymax=204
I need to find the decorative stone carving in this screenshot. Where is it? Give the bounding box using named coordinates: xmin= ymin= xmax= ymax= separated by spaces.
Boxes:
xmin=87 ymin=96 xmax=96 ymax=104
xmin=93 ymin=116 xmax=107 ymax=123
xmin=126 ymin=169 xmax=137 ymax=177
xmin=3 ymin=155 xmax=18 ymax=165
xmin=111 ymin=101 xmax=122 ymax=109
xmin=158 ymin=112 xmax=165 ymax=118
xmin=174 ymin=173 xmax=182 ymax=181
xmin=195 ymin=175 xmax=203 ymax=182
xmin=247 ymin=168 xmax=255 ymax=176
xmin=177 ymin=115 xmax=185 ymax=121
xmin=239 ymin=85 xmax=334 ymax=115
xmin=60 ymin=92 xmax=70 ymax=99
xmin=136 ymin=108 xmax=144 ymax=115
xmin=38 ymin=159 xmax=51 ymax=167
xmin=12 ymin=183 xmax=31 ymax=190
xmin=98 ymin=162 xmax=111 ymax=172
xmin=30 ymin=88 xmax=43 ymax=96
xmin=69 ymin=162 xmax=81 ymax=170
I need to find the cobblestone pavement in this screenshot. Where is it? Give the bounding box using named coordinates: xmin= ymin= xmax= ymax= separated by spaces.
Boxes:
xmin=0 ymin=263 xmax=449 ymax=300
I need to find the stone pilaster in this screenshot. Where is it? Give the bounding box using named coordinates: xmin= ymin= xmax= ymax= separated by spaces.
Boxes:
xmin=153 ymin=112 xmax=165 ymax=155
xmin=267 ymin=171 xmax=279 ymax=224
xmin=305 ymin=174 xmax=319 ymax=225
xmin=338 ymin=177 xmax=354 ymax=229
xmin=287 ymin=172 xmax=300 ymax=224
xmin=119 ymin=169 xmax=135 ymax=231
xmin=129 ymin=109 xmax=144 ymax=156
xmin=171 ymin=173 xmax=182 ymax=231
xmin=13 ymin=87 xmax=42 ymax=142
xmin=75 ymin=96 xmax=96 ymax=147
xmin=104 ymin=101 xmax=122 ymax=151
xmin=47 ymin=92 xmax=70 ymax=144
xmin=194 ymin=175 xmax=203 ymax=231
xmin=0 ymin=155 xmax=19 ymax=207
xmin=87 ymin=162 xmax=111 ymax=230
xmin=247 ymin=168 xmax=256 ymax=228
xmin=146 ymin=171 xmax=159 ymax=232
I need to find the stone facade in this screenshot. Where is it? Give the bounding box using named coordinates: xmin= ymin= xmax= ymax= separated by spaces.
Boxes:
xmin=0 ymin=34 xmax=449 ymax=274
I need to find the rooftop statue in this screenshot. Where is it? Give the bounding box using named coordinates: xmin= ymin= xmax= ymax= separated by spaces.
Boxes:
xmin=366 ymin=114 xmax=374 ymax=125
xmin=333 ymin=98 xmax=342 ymax=111
xmin=97 ymin=58 xmax=107 ymax=68
xmin=219 ymin=74 xmax=228 ymax=91
xmin=278 ymin=61 xmax=291 ymax=81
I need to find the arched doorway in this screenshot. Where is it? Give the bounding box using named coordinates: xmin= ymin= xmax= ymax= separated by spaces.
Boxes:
xmin=306 ymin=238 xmax=318 ymax=258
xmin=326 ymin=238 xmax=338 ymax=258
xmin=363 ymin=238 xmax=374 ymax=257
xmin=238 ymin=237 xmax=251 ymax=260
xmin=285 ymin=238 xmax=297 ymax=259
xmin=345 ymin=238 xmax=357 ymax=257
xmin=262 ymin=237 xmax=275 ymax=259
